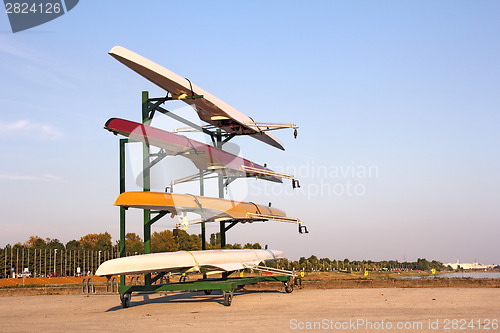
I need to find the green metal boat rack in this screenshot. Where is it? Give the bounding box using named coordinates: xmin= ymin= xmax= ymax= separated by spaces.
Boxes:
xmin=118 ymin=275 xmax=295 ymax=307
xmin=114 ymin=91 xmax=296 ymax=307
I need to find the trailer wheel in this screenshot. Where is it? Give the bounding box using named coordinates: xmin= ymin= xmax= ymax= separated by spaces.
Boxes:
xmin=120 ymin=293 xmax=131 ymax=308
xmin=204 ymin=290 xmax=212 ymax=295
xmin=223 ymin=291 xmax=233 ymax=306
xmin=285 ymin=282 xmax=294 ymax=293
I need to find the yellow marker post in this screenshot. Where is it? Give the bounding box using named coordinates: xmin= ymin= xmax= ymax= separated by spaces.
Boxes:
xmin=364 ymin=271 xmax=368 ymax=276
xmin=300 ymin=271 xmax=305 ymax=278
xmin=432 ymin=269 xmax=436 ymax=274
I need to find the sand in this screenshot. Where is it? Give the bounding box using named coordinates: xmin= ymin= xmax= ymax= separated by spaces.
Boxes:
xmin=0 ymin=288 xmax=498 ymax=332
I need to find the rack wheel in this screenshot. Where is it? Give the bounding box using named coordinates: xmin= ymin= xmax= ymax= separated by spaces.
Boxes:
xmin=204 ymin=290 xmax=212 ymax=295
xmin=223 ymin=291 xmax=233 ymax=306
xmin=285 ymin=282 xmax=294 ymax=293
xmin=120 ymin=293 xmax=131 ymax=308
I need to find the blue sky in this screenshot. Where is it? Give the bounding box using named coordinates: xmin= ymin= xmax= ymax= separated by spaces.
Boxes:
xmin=0 ymin=1 xmax=499 ymax=263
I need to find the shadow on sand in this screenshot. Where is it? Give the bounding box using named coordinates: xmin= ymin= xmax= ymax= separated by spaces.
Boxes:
xmin=105 ymin=289 xmax=283 ymax=311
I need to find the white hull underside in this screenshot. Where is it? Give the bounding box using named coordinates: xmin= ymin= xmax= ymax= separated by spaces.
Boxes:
xmin=96 ymin=249 xmax=283 ymax=276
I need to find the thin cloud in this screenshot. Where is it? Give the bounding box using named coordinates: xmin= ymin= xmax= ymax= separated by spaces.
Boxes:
xmin=0 ymin=119 xmax=62 ymax=140
xmin=0 ymin=37 xmax=35 ymax=61
xmin=0 ymin=172 xmax=62 ymax=181
xmin=0 ymin=36 xmax=80 ymax=88
xmin=0 ymin=35 xmax=62 ymax=66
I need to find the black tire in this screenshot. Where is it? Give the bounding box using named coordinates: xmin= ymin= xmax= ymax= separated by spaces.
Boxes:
xmin=204 ymin=290 xmax=212 ymax=295
xmin=120 ymin=293 xmax=131 ymax=308
xmin=223 ymin=291 xmax=233 ymax=306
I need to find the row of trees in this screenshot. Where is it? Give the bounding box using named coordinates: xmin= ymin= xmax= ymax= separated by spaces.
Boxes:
xmin=3 ymin=231 xmax=261 ymax=254
xmin=0 ymin=232 xmax=451 ymax=278
xmin=0 ymin=231 xmax=262 ymax=278
xmin=274 ymin=256 xmax=452 ymax=272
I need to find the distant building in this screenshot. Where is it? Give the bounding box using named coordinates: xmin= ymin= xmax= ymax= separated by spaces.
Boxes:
xmin=445 ymin=260 xmax=495 ymax=270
